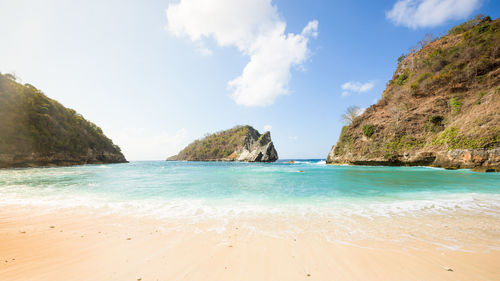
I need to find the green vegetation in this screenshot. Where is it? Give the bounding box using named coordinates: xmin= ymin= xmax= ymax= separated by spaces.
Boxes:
xmin=424 ymin=115 xmax=445 ymax=133
xmin=410 ymin=72 xmax=432 ymax=90
xmin=432 ymin=127 xmax=499 ymax=150
xmin=384 ymin=135 xmax=424 ymax=159
xmin=424 ymin=48 xmax=449 ymax=71
xmin=448 ymin=97 xmax=461 ymax=114
xmin=448 ymin=15 xmax=491 ymax=35
xmin=394 ymin=69 xmax=411 ymax=85
xmin=362 ymin=124 xmax=374 ymax=137
xmin=0 ymin=73 xmax=123 ymax=158
xmin=399 ymin=15 xmax=499 ymax=92
xmin=169 ymin=125 xmax=259 ymax=160
xmin=397 ymin=54 xmax=406 ymax=63
xmin=334 ymin=126 xmax=352 ymax=156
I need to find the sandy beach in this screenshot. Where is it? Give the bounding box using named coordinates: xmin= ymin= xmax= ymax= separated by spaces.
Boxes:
xmin=1 ymin=206 xmax=499 ymax=281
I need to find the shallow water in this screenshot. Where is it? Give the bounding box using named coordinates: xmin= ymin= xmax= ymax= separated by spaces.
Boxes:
xmin=1 ymin=160 xmax=500 ymax=250
xmin=0 ymin=160 xmax=499 ymax=219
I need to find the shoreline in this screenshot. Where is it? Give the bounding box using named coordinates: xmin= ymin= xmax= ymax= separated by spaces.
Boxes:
xmin=1 ymin=206 xmax=499 ymax=280
xmin=325 ymin=162 xmax=500 ymax=172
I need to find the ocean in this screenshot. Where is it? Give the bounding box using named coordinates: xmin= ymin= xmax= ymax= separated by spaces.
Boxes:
xmin=1 ymin=160 xmax=499 ymax=249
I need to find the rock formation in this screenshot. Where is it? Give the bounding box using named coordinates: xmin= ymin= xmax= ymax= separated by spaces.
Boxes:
xmin=167 ymin=125 xmax=278 ymax=162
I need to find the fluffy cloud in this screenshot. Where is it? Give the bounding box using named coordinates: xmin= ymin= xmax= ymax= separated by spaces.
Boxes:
xmin=386 ymin=0 xmax=481 ymax=29
xmin=166 ymin=0 xmax=318 ymax=106
xmin=341 ymin=81 xmax=374 ymax=97
xmin=263 ymin=125 xmax=273 ymax=131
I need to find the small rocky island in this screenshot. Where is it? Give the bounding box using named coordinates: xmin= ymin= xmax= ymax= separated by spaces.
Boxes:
xmin=327 ymin=16 xmax=499 ymax=171
xmin=0 ymin=73 xmax=127 ymax=168
xmin=167 ymin=125 xmax=278 ymax=162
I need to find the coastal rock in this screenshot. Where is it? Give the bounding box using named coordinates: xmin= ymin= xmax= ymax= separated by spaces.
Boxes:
xmin=167 ymin=125 xmax=278 ymax=162
xmin=326 ymin=16 xmax=500 ymax=171
xmin=0 ymin=73 xmax=127 ymax=168
xmin=0 ymin=150 xmax=127 ymax=168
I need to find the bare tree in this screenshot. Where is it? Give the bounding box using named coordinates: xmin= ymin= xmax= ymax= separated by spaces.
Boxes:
xmin=417 ymin=33 xmax=434 ymax=50
xmin=341 ymin=106 xmax=363 ymax=125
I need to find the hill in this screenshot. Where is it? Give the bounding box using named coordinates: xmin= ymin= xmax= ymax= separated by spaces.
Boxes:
xmin=327 ymin=16 xmax=500 ymax=171
xmin=167 ymin=125 xmax=278 ymax=162
xmin=0 ymin=73 xmax=127 ymax=168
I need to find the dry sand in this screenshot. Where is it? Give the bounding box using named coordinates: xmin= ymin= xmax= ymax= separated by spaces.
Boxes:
xmin=1 ymin=206 xmax=499 ymax=281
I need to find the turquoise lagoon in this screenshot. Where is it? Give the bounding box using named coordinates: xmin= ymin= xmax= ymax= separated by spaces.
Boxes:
xmin=1 ymin=160 xmax=499 ymax=219
xmin=2 ymin=160 xmax=500 ymax=249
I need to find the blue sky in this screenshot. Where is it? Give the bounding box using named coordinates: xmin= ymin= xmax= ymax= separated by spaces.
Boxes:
xmin=1 ymin=0 xmax=499 ymax=160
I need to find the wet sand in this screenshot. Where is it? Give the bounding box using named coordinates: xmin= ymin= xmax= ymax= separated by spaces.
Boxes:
xmin=1 ymin=207 xmax=499 ymax=281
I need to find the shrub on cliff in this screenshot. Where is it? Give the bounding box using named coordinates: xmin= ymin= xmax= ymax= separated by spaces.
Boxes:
xmin=448 ymin=97 xmax=461 ymax=115
xmin=362 ymin=124 xmax=374 ymax=138
xmin=448 ymin=15 xmax=491 ymax=35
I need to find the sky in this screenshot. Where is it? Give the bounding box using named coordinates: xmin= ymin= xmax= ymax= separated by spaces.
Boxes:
xmin=1 ymin=0 xmax=499 ymax=160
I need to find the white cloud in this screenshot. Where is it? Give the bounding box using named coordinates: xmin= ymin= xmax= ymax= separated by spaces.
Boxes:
xmin=263 ymin=124 xmax=273 ymax=131
xmin=341 ymin=81 xmax=374 ymax=97
xmin=342 ymin=81 xmax=374 ymax=93
xmin=109 ymin=128 xmax=188 ymax=161
xmin=166 ymin=0 xmax=318 ymax=106
xmin=386 ymin=0 xmax=481 ymax=29
xmin=196 ymin=43 xmax=213 ymax=56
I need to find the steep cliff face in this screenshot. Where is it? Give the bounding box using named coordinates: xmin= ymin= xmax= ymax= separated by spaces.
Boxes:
xmin=0 ymin=73 xmax=127 ymax=168
xmin=327 ymin=16 xmax=500 ymax=171
xmin=167 ymin=125 xmax=278 ymax=162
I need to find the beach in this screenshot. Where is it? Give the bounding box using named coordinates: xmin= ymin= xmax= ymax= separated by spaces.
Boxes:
xmin=1 ymin=205 xmax=500 ymax=281
xmin=1 ymin=161 xmax=500 ymax=280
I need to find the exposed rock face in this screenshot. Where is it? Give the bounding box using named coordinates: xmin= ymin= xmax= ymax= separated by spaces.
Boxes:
xmin=167 ymin=125 xmax=278 ymax=162
xmin=327 ymin=147 xmax=499 ymax=170
xmin=0 ymin=150 xmax=127 ymax=168
xmin=235 ymin=130 xmax=278 ymax=162
xmin=327 ymin=16 xmax=500 ymax=171
xmin=0 ymin=73 xmax=127 ymax=168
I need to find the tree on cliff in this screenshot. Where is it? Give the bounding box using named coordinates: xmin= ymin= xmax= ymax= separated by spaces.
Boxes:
xmin=341 ymin=106 xmax=363 ymax=125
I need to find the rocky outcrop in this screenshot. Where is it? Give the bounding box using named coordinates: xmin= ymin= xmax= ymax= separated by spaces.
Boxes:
xmin=327 ymin=16 xmax=500 ymax=171
xmin=0 ymin=150 xmax=127 ymax=168
xmin=234 ymin=130 xmax=278 ymax=162
xmin=0 ymin=73 xmax=127 ymax=168
xmin=327 ymin=147 xmax=499 ymax=170
xmin=167 ymin=125 xmax=278 ymax=162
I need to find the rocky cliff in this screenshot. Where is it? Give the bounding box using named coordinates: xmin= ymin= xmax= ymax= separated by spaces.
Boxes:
xmin=167 ymin=125 xmax=278 ymax=162
xmin=0 ymin=73 xmax=127 ymax=168
xmin=327 ymin=16 xmax=500 ymax=171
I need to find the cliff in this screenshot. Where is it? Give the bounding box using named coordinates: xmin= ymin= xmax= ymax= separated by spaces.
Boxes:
xmin=167 ymin=125 xmax=278 ymax=162
xmin=0 ymin=73 xmax=127 ymax=168
xmin=327 ymin=16 xmax=500 ymax=171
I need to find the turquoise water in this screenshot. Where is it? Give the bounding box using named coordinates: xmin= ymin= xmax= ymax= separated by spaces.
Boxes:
xmin=0 ymin=160 xmax=499 ymax=219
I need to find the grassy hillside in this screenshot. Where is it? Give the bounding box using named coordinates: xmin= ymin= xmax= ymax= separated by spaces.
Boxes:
xmin=168 ymin=125 xmax=253 ymax=160
xmin=0 ymin=73 xmax=126 ymax=167
xmin=328 ymin=16 xmax=500 ymax=169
